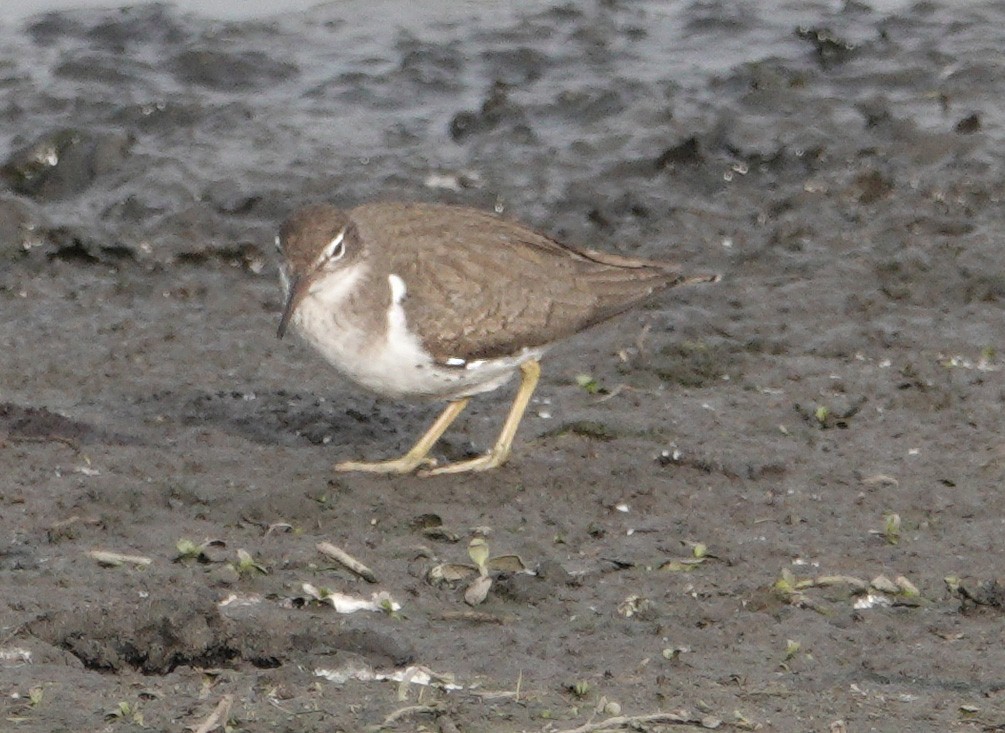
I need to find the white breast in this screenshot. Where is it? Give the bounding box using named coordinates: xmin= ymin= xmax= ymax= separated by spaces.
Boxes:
xmin=289 ymin=266 xmax=543 ymax=400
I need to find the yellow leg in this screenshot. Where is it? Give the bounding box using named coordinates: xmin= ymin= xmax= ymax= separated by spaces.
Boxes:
xmin=423 ymin=359 xmax=541 ymax=476
xmin=335 ymin=398 xmax=469 ymax=475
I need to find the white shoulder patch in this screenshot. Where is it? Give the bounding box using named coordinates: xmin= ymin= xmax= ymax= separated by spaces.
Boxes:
xmin=388 ymin=273 xmax=407 ymax=304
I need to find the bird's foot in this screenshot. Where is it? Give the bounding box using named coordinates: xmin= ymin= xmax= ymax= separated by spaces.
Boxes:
xmin=334 ymin=455 xmax=437 ymax=475
xmin=418 ymin=449 xmax=509 ymax=476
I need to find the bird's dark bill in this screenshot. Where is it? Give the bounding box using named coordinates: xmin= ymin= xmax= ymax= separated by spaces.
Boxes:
xmin=277 ymin=275 xmax=312 ymax=338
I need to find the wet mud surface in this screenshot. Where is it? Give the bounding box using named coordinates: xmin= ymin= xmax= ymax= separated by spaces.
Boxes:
xmin=2 ymin=1 xmax=1005 ymax=731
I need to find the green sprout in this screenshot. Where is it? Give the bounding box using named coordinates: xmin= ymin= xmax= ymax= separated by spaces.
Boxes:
xmin=814 ymin=405 xmax=830 ymax=424
xmin=575 ymin=373 xmax=602 ymax=394
xmin=105 ymin=701 xmax=143 ymax=725
xmin=175 ymin=538 xmax=202 ymax=561
xmin=467 ymin=537 xmax=490 ymax=576
xmin=883 ymin=513 xmax=901 ymax=545
xmin=234 ymin=549 xmax=268 ymax=576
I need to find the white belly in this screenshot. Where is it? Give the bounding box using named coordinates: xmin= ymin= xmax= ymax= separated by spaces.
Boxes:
xmin=288 ymin=265 xmax=544 ymax=400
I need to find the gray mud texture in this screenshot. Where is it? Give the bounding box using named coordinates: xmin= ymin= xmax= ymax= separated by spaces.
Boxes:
xmin=2 ymin=1 xmax=1005 ymax=731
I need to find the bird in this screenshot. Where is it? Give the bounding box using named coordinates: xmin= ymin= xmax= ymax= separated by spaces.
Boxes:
xmin=276 ymin=201 xmax=719 ymax=476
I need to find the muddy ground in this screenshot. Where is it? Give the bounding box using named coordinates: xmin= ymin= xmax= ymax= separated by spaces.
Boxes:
xmin=2 ymin=1 xmax=1005 ymax=731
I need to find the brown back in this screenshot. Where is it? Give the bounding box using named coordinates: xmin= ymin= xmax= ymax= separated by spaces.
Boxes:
xmin=349 ymin=202 xmax=702 ymax=362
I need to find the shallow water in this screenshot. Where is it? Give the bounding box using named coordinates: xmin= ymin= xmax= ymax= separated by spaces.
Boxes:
xmin=0 ymin=0 xmax=326 ymax=21
xmin=3 ymin=0 xmax=1002 ymax=264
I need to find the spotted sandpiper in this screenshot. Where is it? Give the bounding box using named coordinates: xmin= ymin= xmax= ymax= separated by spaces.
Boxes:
xmin=277 ymin=202 xmax=719 ymax=476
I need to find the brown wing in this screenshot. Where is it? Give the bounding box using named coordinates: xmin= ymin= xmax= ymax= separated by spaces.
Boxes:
xmin=351 ymin=202 xmax=702 ymax=362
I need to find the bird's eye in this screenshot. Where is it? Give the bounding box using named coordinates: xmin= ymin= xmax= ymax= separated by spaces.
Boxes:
xmin=322 ymin=230 xmax=346 ymax=262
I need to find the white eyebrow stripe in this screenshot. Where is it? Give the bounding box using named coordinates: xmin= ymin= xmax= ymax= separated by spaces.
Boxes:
xmin=316 ymin=229 xmax=346 ymax=265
